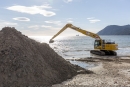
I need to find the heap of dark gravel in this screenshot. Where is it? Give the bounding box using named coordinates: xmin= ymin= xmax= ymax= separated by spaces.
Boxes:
xmin=0 ymin=27 xmax=78 ymax=87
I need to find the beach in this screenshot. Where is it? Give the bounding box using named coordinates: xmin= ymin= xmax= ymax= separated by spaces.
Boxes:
xmin=52 ymin=56 xmax=130 ymax=87
xmin=1 ymin=28 xmax=130 ymax=86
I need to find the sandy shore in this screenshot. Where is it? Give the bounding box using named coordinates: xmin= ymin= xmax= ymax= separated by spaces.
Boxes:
xmin=52 ymin=56 xmax=130 ymax=87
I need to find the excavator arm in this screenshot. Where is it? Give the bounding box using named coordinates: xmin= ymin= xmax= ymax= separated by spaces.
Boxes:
xmin=49 ymin=23 xmax=101 ymax=43
xmin=49 ymin=23 xmax=118 ymax=56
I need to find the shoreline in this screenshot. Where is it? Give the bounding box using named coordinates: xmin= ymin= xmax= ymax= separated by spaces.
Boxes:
xmin=52 ymin=56 xmax=130 ymax=86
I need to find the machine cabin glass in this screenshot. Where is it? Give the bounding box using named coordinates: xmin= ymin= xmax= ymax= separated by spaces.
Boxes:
xmin=94 ymin=40 xmax=101 ymax=48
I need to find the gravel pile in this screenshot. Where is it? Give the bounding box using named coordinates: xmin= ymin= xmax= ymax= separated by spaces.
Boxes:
xmin=0 ymin=27 xmax=77 ymax=86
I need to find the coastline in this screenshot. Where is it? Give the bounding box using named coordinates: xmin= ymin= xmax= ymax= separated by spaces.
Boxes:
xmin=52 ymin=56 xmax=130 ymax=87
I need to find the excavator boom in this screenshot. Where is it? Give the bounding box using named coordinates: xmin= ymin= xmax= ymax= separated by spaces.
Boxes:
xmin=50 ymin=23 xmax=101 ymax=42
xmin=49 ymin=23 xmax=118 ymax=56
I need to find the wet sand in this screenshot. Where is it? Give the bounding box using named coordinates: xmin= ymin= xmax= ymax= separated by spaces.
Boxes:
xmin=52 ymin=56 xmax=130 ymax=87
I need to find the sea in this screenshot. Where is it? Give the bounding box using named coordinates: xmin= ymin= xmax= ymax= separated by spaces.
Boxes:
xmin=30 ymin=35 xmax=130 ymax=69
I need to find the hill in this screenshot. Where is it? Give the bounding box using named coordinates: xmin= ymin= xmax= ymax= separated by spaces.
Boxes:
xmin=0 ymin=27 xmax=78 ymax=86
xmin=97 ymin=25 xmax=130 ymax=35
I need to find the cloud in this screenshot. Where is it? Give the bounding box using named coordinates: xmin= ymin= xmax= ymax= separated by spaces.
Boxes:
xmin=0 ymin=20 xmax=17 ymax=26
xmin=63 ymin=0 xmax=73 ymax=3
xmin=0 ymin=20 xmax=18 ymax=29
xmin=41 ymin=25 xmax=52 ymax=28
xmin=66 ymin=18 xmax=73 ymax=23
xmin=67 ymin=20 xmax=73 ymax=23
xmin=28 ymin=25 xmax=39 ymax=30
xmin=67 ymin=18 xmax=73 ymax=20
xmin=87 ymin=17 xmax=94 ymax=20
xmin=28 ymin=24 xmax=52 ymax=30
xmin=6 ymin=4 xmax=56 ymax=17
xmin=87 ymin=17 xmax=101 ymax=23
xmin=13 ymin=17 xmax=30 ymax=21
xmin=89 ymin=19 xmax=101 ymax=23
xmin=2 ymin=22 xmax=17 ymax=25
xmin=45 ymin=20 xmax=62 ymax=25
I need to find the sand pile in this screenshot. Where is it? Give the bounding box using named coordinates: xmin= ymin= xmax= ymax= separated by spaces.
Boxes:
xmin=0 ymin=27 xmax=77 ymax=86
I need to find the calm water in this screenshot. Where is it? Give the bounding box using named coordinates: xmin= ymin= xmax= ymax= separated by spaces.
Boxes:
xmin=30 ymin=35 xmax=130 ymax=68
xmin=30 ymin=35 xmax=130 ymax=58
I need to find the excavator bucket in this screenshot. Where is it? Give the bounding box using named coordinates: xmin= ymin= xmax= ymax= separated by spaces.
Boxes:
xmin=49 ymin=39 xmax=54 ymax=43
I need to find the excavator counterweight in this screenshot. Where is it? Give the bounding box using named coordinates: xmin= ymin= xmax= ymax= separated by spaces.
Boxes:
xmin=49 ymin=23 xmax=118 ymax=56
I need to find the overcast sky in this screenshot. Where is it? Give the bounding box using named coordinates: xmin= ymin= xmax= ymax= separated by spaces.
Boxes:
xmin=0 ymin=0 xmax=130 ymax=36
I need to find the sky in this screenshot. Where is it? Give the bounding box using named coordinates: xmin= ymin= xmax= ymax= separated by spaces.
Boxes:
xmin=0 ymin=0 xmax=130 ymax=36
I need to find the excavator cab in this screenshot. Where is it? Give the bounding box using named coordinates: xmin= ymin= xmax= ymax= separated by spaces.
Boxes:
xmin=92 ymin=40 xmax=117 ymax=56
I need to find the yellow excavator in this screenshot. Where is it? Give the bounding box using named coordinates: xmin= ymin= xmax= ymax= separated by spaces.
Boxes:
xmin=49 ymin=23 xmax=118 ymax=56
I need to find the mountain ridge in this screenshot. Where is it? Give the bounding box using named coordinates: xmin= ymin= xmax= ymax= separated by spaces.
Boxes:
xmin=97 ymin=25 xmax=130 ymax=35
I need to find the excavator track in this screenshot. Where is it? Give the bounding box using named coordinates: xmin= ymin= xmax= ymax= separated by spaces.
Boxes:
xmin=90 ymin=50 xmax=105 ymax=56
xmin=90 ymin=50 xmax=117 ymax=56
xmin=101 ymin=50 xmax=117 ymax=56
